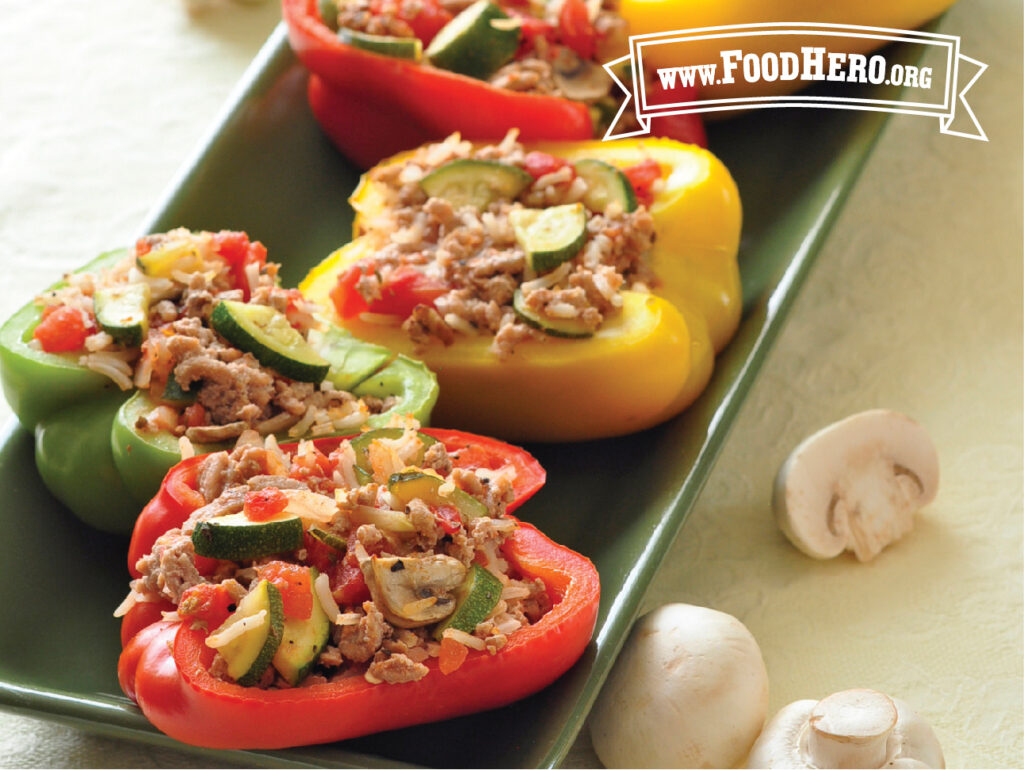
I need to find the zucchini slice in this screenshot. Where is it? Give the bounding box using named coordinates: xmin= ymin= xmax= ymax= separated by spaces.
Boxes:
xmin=272 ymin=568 xmax=331 ymax=686
xmin=158 ymin=369 xmax=195 ymax=405
xmin=574 ymin=158 xmax=639 ymax=214
xmin=510 ymin=203 xmax=588 ymax=274
xmin=433 ymin=563 xmax=503 ymax=639
xmin=388 ymin=469 xmax=489 ymax=522
xmin=212 ymin=579 xmax=285 ymax=686
xmin=308 ymin=526 xmax=347 ymax=553
xmin=210 ymin=300 xmax=330 ymax=383
xmin=191 ymin=512 xmax=305 ymax=561
xmin=93 ymin=283 xmax=150 ymax=347
xmin=512 ymin=288 xmax=594 ymax=339
xmin=339 ymin=28 xmax=423 ymax=61
xmin=425 ymin=0 xmax=521 ymax=80
xmin=419 ymin=159 xmax=533 ymax=211
xmin=135 ymin=238 xmax=200 ymax=278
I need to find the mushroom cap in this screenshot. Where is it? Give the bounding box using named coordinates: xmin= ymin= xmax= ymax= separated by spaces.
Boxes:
xmin=746 ymin=688 xmax=945 ymax=769
xmin=589 ymin=603 xmax=769 ymax=769
xmin=772 ymin=409 xmax=940 ymax=561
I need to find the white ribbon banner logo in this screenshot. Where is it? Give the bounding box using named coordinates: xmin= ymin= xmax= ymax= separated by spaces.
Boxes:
xmin=604 ymin=22 xmax=987 ymax=141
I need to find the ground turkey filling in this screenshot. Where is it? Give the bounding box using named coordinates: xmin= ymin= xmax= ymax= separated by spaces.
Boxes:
xmin=33 ymin=228 xmax=393 ymax=444
xmin=348 ymin=132 xmax=658 ymax=356
xmin=120 ymin=423 xmax=549 ymax=688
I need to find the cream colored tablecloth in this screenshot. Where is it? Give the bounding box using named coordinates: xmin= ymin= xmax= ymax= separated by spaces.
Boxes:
xmin=0 ymin=0 xmax=1020 ymax=766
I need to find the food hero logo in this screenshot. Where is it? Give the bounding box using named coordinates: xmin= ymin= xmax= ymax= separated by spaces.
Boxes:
xmin=668 ymin=47 xmax=934 ymax=91
xmin=605 ymin=23 xmax=987 ymax=141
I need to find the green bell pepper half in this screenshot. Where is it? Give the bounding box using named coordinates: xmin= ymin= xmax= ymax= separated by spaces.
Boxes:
xmin=0 ymin=254 xmax=440 ymax=535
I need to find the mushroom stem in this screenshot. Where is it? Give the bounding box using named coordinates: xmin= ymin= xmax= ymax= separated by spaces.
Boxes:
xmin=804 ymin=689 xmax=898 ymax=769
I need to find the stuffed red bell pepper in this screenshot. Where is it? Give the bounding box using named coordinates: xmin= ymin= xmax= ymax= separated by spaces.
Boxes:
xmin=117 ymin=419 xmax=600 ymax=749
xmin=283 ymin=0 xmax=706 ymax=167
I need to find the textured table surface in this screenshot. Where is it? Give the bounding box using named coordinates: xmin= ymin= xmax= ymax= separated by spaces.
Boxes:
xmin=0 ymin=0 xmax=1020 ymax=767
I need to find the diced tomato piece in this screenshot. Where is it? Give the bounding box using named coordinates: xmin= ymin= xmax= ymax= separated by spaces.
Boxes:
xmin=622 ymin=158 xmax=663 ymax=208
xmin=178 ymin=583 xmax=236 ymax=629
xmin=32 ymin=305 xmax=92 ymax=353
xmin=289 ymin=447 xmax=333 ymax=482
xmin=193 ymin=554 xmax=223 ymax=576
xmin=330 ymin=263 xmax=372 ymax=320
xmin=258 ymin=562 xmax=314 ymax=620
xmin=438 ymin=636 xmax=469 ymax=675
xmin=472 ymin=549 xmax=489 ymax=567
xmin=244 ymin=487 xmax=289 ymax=522
xmin=182 ymin=403 xmax=207 ymax=428
xmin=557 ymin=0 xmax=595 ymax=60
xmin=368 ymin=266 xmax=449 ymax=318
xmin=506 ymin=9 xmax=555 ymax=57
xmin=212 ymin=231 xmax=250 ymax=264
xmin=212 ymin=230 xmax=267 ymax=301
xmin=522 ymin=151 xmax=573 ymax=181
xmin=135 ymin=238 xmax=153 ymax=257
xmin=433 ymin=505 xmax=462 ymax=535
xmin=369 ymin=0 xmax=452 ymax=44
xmin=329 ymin=555 xmax=371 ymax=606
xmin=281 ymin=287 xmax=309 ymax=329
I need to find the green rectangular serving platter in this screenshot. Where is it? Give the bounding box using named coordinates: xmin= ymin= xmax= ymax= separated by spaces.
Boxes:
xmin=0 ymin=22 xmax=928 ymax=769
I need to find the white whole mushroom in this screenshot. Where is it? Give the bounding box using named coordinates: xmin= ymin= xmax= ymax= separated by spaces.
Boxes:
xmin=746 ymin=688 xmax=945 ymax=768
xmin=773 ymin=409 xmax=940 ymax=561
xmin=589 ymin=603 xmax=769 ymax=768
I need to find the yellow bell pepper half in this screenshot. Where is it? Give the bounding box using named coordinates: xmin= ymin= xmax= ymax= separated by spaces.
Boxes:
xmin=300 ymin=138 xmax=741 ymax=442
xmin=619 ymin=0 xmax=958 ymax=100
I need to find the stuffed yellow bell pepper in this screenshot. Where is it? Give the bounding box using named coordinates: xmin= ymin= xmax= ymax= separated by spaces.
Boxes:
xmin=619 ymin=0 xmax=959 ymax=100
xmin=301 ymin=134 xmax=741 ymax=441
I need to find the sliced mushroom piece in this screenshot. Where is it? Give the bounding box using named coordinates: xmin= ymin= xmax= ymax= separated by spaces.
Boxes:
xmin=746 ymin=689 xmax=945 ymax=768
xmin=364 ymin=554 xmax=467 ymax=628
xmin=773 ymin=409 xmax=940 ymax=561
xmin=552 ymin=48 xmax=612 ymax=102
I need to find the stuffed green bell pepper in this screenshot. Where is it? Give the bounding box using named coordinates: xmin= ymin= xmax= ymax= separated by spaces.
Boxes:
xmin=0 ymin=229 xmax=438 ymax=534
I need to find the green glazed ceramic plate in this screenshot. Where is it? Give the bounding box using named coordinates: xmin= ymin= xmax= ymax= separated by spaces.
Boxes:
xmin=0 ymin=22 xmax=928 ymax=769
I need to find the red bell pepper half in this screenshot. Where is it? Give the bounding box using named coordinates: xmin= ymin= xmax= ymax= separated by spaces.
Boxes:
xmin=285 ymin=0 xmax=592 ymax=167
xmin=119 ymin=429 xmax=599 ymax=750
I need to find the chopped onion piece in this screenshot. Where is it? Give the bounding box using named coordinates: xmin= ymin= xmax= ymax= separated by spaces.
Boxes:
xmin=314 ymin=572 xmax=342 ymax=622
xmin=334 ymin=441 xmax=359 ymax=489
xmin=282 ymin=489 xmax=337 ymax=524
xmin=112 ymin=591 xmax=138 ymax=619
xmin=521 ymin=262 xmax=571 ymax=294
xmin=500 ymin=585 xmax=531 ymax=601
xmin=495 ymin=617 xmax=523 ymax=636
xmin=205 ymin=609 xmax=267 ymax=649
xmin=178 ymin=436 xmax=196 ymax=460
xmin=475 ymin=464 xmax=518 ymax=487
xmin=442 ymin=627 xmax=486 ymax=651
xmin=347 ymin=504 xmax=416 ymax=533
